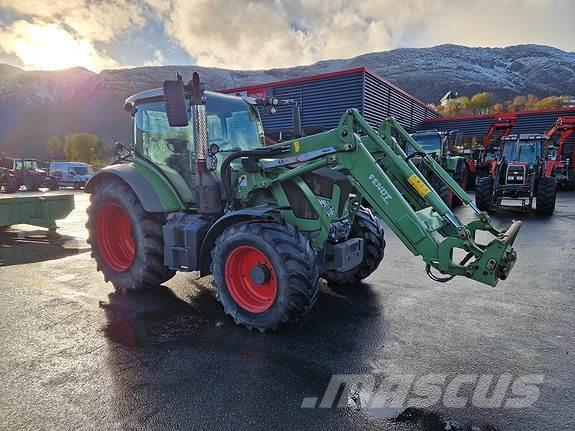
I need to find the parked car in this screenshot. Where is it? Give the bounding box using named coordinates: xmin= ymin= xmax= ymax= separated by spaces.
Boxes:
xmin=49 ymin=162 xmax=94 ymax=189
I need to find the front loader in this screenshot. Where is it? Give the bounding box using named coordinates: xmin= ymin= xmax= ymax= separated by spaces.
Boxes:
xmin=85 ymin=72 xmax=521 ymax=331
xmin=544 ymin=116 xmax=575 ymax=190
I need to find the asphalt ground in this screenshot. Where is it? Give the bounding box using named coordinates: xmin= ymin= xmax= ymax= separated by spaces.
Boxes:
xmin=0 ymin=189 xmax=573 ymax=431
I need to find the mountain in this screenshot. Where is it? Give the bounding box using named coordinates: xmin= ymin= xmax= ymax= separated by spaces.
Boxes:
xmin=1 ymin=44 xmax=574 ymax=158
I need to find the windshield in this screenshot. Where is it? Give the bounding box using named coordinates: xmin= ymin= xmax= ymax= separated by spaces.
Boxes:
xmin=14 ymin=160 xmax=39 ymax=170
xmin=410 ymin=133 xmax=442 ymax=154
xmin=73 ymin=166 xmax=92 ymax=175
xmin=517 ymin=140 xmax=542 ymax=163
xmin=133 ymin=92 xmax=264 ymax=199
xmin=502 ymin=139 xmax=542 ymax=163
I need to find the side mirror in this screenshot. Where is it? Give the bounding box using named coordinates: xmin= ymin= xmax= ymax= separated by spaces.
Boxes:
xmin=163 ymin=79 xmax=188 ymax=127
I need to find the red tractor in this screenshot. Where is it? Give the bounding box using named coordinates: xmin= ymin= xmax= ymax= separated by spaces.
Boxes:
xmin=543 ymin=116 xmax=575 ymax=190
xmin=475 ymin=132 xmax=557 ymax=214
xmin=0 ymin=157 xmax=59 ymax=191
xmin=468 ymin=113 xmax=516 ymax=184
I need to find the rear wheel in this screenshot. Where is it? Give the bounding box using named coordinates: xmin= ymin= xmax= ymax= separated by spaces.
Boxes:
xmin=323 ymin=207 xmax=385 ymax=286
xmin=86 ymin=178 xmax=175 ymax=291
xmin=536 ymin=176 xmax=557 ymax=215
xmin=431 ymin=175 xmax=453 ymax=208
xmin=452 ymin=160 xmax=468 ymax=207
xmin=475 ymin=177 xmax=494 ymax=211
xmin=1 ymin=176 xmax=17 ymax=193
xmin=211 ymin=222 xmax=320 ymax=332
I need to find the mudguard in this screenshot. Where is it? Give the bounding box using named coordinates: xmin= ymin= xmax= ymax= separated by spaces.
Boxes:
xmin=85 ymin=163 xmax=186 ymax=213
xmin=198 ymin=206 xmax=281 ymax=276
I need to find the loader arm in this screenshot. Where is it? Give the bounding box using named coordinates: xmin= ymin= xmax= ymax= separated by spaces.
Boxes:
xmin=246 ymin=109 xmax=520 ymax=287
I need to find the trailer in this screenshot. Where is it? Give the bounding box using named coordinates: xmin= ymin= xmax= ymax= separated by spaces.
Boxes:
xmin=0 ymin=194 xmax=75 ymax=236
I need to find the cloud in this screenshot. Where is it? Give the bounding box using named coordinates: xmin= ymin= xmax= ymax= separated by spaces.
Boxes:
xmin=0 ymin=0 xmax=573 ymax=71
xmin=0 ymin=0 xmax=146 ymax=43
xmin=0 ymin=20 xmax=119 ymax=71
xmin=146 ymin=0 xmax=575 ymax=70
xmin=143 ymin=49 xmax=166 ymax=66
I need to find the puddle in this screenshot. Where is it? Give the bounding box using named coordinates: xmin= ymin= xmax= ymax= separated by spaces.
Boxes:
xmin=100 ymin=288 xmax=211 ymax=348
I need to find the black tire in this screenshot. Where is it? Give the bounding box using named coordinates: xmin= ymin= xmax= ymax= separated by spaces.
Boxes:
xmin=86 ymin=178 xmax=175 ymax=291
xmin=535 ymin=176 xmax=557 ymax=215
xmin=25 ymin=179 xmax=39 ymax=191
xmin=322 ymin=207 xmax=385 ymax=286
xmin=431 ymin=175 xmax=453 ymax=208
xmin=452 ymin=159 xmax=468 ymax=207
xmin=1 ymin=176 xmax=17 ymax=193
xmin=475 ymin=177 xmax=494 ymax=211
xmin=211 ymin=222 xmax=320 ymax=332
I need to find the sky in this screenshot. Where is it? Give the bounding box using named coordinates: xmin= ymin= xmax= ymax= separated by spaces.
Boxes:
xmin=0 ymin=0 xmax=573 ymax=72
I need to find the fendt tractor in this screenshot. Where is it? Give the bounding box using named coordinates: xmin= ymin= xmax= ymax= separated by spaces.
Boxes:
xmin=85 ymin=73 xmax=521 ymax=331
xmin=408 ymin=130 xmax=469 ymax=208
xmin=475 ymin=132 xmax=557 ymax=214
xmin=544 ymin=116 xmax=575 ymax=190
xmin=0 ymin=156 xmax=59 ymax=191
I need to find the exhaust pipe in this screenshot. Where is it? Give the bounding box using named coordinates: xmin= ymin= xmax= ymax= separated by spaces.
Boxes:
xmin=190 ymin=72 xmax=221 ymax=215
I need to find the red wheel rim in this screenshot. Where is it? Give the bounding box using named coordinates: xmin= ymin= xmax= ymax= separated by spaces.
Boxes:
xmin=225 ymin=246 xmax=277 ymax=313
xmin=96 ymin=203 xmax=135 ymax=272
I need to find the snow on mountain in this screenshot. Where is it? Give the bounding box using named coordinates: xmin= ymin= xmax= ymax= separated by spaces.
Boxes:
xmin=1 ymin=44 xmax=574 ymax=158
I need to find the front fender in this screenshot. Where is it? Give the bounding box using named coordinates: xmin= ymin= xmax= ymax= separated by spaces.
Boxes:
xmin=85 ymin=163 xmax=186 ymax=213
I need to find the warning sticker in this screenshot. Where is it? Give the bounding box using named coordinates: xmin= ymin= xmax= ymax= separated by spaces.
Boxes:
xmin=407 ymin=174 xmax=431 ymax=197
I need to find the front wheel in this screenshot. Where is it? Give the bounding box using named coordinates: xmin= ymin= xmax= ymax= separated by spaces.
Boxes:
xmin=211 ymin=222 xmax=320 ymax=332
xmin=322 ymin=207 xmax=385 ymax=286
xmin=475 ymin=177 xmax=494 ymax=211
xmin=536 ymin=176 xmax=557 ymax=215
xmin=86 ymin=178 xmax=175 ymax=291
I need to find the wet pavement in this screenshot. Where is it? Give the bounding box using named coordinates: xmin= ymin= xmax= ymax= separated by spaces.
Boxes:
xmin=0 ymin=189 xmax=574 ymax=430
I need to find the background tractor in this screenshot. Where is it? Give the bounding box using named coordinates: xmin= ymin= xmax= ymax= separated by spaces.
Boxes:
xmin=85 ymin=72 xmax=520 ymax=332
xmin=469 ymin=113 xmax=517 ymax=184
xmin=408 ymin=130 xmax=469 ymax=208
xmin=0 ymin=157 xmax=59 ymax=191
xmin=543 ymin=116 xmax=575 ymax=190
xmin=475 ymin=133 xmax=557 ymax=214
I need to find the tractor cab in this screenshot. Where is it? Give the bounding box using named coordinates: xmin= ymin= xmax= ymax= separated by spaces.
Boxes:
xmin=123 ymin=88 xmax=266 ymax=202
xmin=409 ymin=130 xmax=449 ymax=159
xmin=499 ymin=134 xmax=546 ymax=186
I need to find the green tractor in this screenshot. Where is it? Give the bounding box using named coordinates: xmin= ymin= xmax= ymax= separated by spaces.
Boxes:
xmin=408 ymin=130 xmax=469 ymax=208
xmin=85 ymin=73 xmax=521 ymax=331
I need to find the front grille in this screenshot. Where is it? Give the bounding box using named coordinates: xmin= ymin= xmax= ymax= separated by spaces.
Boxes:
xmin=505 ymin=165 xmax=526 ymax=185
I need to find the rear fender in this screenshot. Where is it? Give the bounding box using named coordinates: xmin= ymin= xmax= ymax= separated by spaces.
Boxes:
xmin=198 ymin=206 xmax=280 ymax=276
xmin=85 ymin=163 xmax=185 ymax=213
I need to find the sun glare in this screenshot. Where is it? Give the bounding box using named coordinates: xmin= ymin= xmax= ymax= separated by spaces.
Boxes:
xmin=8 ymin=22 xmax=103 ymax=71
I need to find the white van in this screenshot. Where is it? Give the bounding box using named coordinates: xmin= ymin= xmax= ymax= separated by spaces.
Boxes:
xmin=49 ymin=162 xmax=94 ymax=189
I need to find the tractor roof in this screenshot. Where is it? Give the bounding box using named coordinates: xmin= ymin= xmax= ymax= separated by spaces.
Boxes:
xmin=123 ymin=88 xmax=252 ymax=112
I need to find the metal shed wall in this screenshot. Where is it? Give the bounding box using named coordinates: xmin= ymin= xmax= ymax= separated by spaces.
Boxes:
xmin=422 ymin=108 xmax=575 ymax=160
xmin=363 ymin=71 xmax=439 ymax=131
xmin=221 ymin=68 xmax=440 ymax=135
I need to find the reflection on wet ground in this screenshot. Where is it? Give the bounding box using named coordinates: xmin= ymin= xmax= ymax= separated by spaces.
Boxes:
xmin=0 ymin=228 xmax=90 ymax=266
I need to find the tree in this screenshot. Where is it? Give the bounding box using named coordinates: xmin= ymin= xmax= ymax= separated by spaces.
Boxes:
xmin=47 ymin=136 xmax=62 ymax=159
xmin=63 ymin=133 xmax=101 ymax=163
xmin=490 ymin=103 xmax=505 ymax=113
xmin=533 ymin=96 xmax=563 ymax=110
xmin=470 ymin=92 xmax=496 ymax=114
